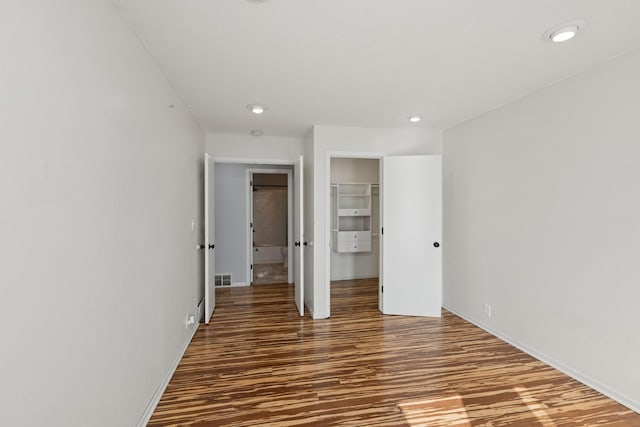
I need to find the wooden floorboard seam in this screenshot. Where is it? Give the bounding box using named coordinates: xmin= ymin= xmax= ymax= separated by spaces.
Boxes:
xmin=149 ymin=279 xmax=640 ymax=426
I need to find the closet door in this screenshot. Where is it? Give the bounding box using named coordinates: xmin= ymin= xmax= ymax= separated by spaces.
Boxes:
xmin=382 ymin=155 xmax=441 ymax=317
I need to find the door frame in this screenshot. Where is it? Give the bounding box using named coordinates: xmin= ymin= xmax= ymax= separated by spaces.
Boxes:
xmin=246 ymin=168 xmax=293 ymax=285
xmin=208 ymin=157 xmax=296 ymax=288
xmin=324 ymin=151 xmax=385 ymax=318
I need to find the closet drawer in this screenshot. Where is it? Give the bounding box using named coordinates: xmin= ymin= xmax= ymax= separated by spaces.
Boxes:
xmin=337 ymin=240 xmax=371 ymax=253
xmin=338 ymin=208 xmax=371 ymax=217
xmin=337 ymin=231 xmax=371 ymax=242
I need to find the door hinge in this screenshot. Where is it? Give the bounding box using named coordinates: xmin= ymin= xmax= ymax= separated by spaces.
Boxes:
xmin=381 ymin=227 xmax=384 ymax=235
xmin=381 ymin=286 xmax=384 ymax=293
xmin=250 ymin=264 xmax=253 ymax=270
xmin=250 ymin=222 xmax=253 ymax=228
xmin=250 ymin=180 xmax=253 ymax=186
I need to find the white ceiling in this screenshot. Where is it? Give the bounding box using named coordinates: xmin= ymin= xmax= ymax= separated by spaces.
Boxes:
xmin=113 ymin=0 xmax=640 ymax=137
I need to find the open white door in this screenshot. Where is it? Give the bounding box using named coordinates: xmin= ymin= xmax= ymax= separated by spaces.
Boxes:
xmin=382 ymin=155 xmax=441 ymax=317
xmin=204 ymin=154 xmax=216 ymax=324
xmin=293 ymin=156 xmax=304 ymax=316
xmin=249 ymin=174 xmax=254 ymax=285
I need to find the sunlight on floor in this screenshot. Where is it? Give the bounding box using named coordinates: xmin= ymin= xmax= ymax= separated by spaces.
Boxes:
xmin=513 ymin=386 xmax=557 ymax=427
xmin=398 ymin=386 xmax=557 ymax=426
xmin=399 ymin=394 xmax=471 ymax=426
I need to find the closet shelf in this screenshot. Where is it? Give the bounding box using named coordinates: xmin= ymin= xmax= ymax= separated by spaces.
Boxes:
xmin=331 ymin=182 xmax=376 ymax=253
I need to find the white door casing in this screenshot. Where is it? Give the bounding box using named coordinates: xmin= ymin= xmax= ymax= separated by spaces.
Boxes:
xmin=382 ymin=155 xmax=442 ymax=317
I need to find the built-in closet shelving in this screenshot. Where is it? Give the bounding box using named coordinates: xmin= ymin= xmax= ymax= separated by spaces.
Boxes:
xmin=330 ymin=183 xmax=375 ymax=252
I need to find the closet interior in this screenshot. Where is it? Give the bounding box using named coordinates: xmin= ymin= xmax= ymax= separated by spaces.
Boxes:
xmin=329 ymin=158 xmax=380 ymax=286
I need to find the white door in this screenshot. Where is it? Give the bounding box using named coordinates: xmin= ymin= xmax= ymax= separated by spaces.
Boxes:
xmin=293 ymin=156 xmax=304 ymax=316
xmin=249 ymin=174 xmax=254 ymax=284
xmin=204 ymin=154 xmax=216 ymax=324
xmin=382 ymin=155 xmax=441 ymax=317
xmin=378 ymin=159 xmax=384 ymax=312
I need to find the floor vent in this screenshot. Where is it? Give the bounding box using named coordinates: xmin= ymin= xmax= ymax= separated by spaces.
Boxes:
xmin=215 ymin=274 xmax=232 ymax=287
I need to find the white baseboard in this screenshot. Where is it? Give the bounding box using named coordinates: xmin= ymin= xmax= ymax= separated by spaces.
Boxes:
xmin=214 ymin=282 xmax=248 ymax=288
xmin=443 ymin=304 xmax=640 ymax=415
xmin=330 ymin=274 xmax=378 ymax=281
xmin=136 ymin=319 xmax=200 ymax=426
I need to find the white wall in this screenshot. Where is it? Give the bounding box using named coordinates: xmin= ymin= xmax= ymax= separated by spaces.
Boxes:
xmin=330 ymin=158 xmax=380 ymax=281
xmin=206 ymin=132 xmax=302 ymax=159
xmin=444 ymin=49 xmax=640 ymax=412
xmin=0 ymin=2 xmax=204 ymax=426
xmin=215 ymin=163 xmax=292 ymax=285
xmin=313 ymin=126 xmax=442 ymax=318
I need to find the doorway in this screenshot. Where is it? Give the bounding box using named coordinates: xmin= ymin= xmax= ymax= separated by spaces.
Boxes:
xmin=328 ymin=157 xmax=382 ymax=313
xmin=204 ymin=156 xmax=305 ymax=324
xmin=250 ymin=172 xmax=290 ymax=284
xmin=325 ymin=154 xmax=443 ymax=319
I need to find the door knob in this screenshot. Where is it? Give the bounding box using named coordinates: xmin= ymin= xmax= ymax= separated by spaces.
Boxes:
xmin=294 ymin=241 xmax=300 ymax=247
xmin=196 ymin=244 xmax=205 ymax=250
xmin=303 ymin=241 xmax=309 ymax=246
xmin=209 ymin=244 xmax=215 ymax=250
xmin=433 ymin=242 xmax=440 ymax=248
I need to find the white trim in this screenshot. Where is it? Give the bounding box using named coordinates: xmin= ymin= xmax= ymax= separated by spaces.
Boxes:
xmin=330 ymin=274 xmax=379 ymax=281
xmin=231 ymin=282 xmax=249 ymax=287
xmin=325 ymin=151 xmax=385 ymax=318
xmin=136 ymin=321 xmax=199 ymax=427
xmin=443 ymin=304 xmax=640 ymax=415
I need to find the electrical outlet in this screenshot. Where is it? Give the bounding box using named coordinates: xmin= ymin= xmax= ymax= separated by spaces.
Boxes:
xmin=483 ymin=303 xmax=492 ymax=318
xmin=186 ymin=314 xmax=195 ymax=328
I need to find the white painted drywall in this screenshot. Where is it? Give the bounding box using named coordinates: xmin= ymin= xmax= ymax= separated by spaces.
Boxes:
xmin=214 ymin=163 xmax=292 ymax=285
xmin=444 ymin=49 xmax=640 ymax=411
xmin=330 ymin=158 xmax=380 ymax=281
xmin=206 ymin=132 xmax=303 ymax=159
xmin=0 ymin=2 xmax=204 ymax=426
xmin=313 ymin=126 xmax=442 ymax=318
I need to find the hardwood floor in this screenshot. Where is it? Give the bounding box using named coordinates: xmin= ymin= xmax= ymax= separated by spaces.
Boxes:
xmin=253 ymin=262 xmax=288 ymax=285
xmin=149 ymin=279 xmax=640 ymax=426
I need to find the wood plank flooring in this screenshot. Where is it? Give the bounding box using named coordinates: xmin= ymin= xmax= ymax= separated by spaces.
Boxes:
xmin=253 ymin=262 xmax=288 ymax=285
xmin=149 ymin=279 xmax=640 ymax=426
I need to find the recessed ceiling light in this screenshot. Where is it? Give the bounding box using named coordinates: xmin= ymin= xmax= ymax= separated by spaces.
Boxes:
xmin=247 ymin=104 xmax=267 ymax=114
xmin=551 ymin=26 xmax=578 ymax=42
xmin=251 ymin=130 xmax=263 ymax=136
xmin=409 ymin=116 xmax=421 ymax=123
xmin=542 ymin=21 xmax=586 ymax=43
